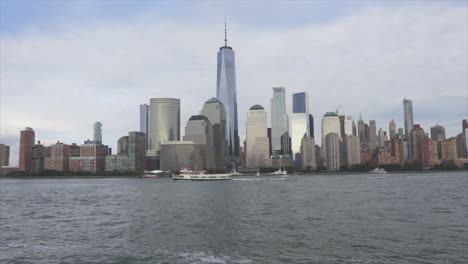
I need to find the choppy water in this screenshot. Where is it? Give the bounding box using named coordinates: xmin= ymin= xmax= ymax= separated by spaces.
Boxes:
xmin=1 ymin=172 xmax=467 ymax=264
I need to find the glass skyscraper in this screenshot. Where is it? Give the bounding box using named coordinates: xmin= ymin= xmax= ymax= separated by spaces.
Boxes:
xmin=216 ymin=25 xmax=239 ymax=158
xmin=147 ymin=98 xmax=180 ymax=155
xmin=291 ymin=92 xmax=310 ymax=158
xmin=271 ymin=87 xmax=289 ymax=155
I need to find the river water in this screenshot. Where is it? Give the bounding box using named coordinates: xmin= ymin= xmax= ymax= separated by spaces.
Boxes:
xmin=1 ymin=172 xmax=467 ymax=264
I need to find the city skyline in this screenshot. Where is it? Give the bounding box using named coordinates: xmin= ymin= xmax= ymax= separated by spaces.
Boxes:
xmin=1 ymin=1 xmax=467 ymax=166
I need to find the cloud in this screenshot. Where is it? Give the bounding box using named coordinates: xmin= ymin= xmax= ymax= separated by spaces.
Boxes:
xmin=1 ymin=1 xmax=466 ymax=166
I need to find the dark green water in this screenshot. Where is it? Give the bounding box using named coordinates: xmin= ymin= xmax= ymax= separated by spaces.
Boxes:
xmin=1 ymin=172 xmax=467 ymax=264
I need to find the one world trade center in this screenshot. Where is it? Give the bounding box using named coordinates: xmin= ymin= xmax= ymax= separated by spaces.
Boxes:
xmin=216 ymin=21 xmax=239 ymax=158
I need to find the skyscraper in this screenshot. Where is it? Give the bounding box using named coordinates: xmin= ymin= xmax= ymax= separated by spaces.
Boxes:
xmin=147 ymin=98 xmax=180 ymax=156
xmin=140 ymin=104 xmax=149 ymax=148
xmin=358 ymin=113 xmax=367 ymax=150
xmin=430 ymin=124 xmax=446 ymax=141
xmin=300 ymin=137 xmax=316 ymax=169
xmin=389 ymin=120 xmax=396 ymax=140
xmin=291 ymin=92 xmax=310 ymax=159
xmin=309 ymin=114 xmax=315 ymax=138
xmin=93 ymin=122 xmax=102 ymax=143
xmin=0 ymin=144 xmax=9 ymax=166
xmin=325 ymin=133 xmax=340 ymax=171
xmin=463 ymin=120 xmax=468 ymax=157
xmin=271 ymin=87 xmax=289 ymax=155
xmin=19 ymin=127 xmax=35 ymax=173
xmin=246 ymin=105 xmax=269 ymax=168
xmin=403 ymin=98 xmax=414 ymax=160
xmin=369 ymin=120 xmax=377 ymax=150
xmin=201 ymin=97 xmax=227 ymax=168
xmin=216 ymin=22 xmax=239 ymax=158
xmin=344 ymin=116 xmax=354 ymax=136
xmin=321 ymin=112 xmax=341 ymax=164
xmin=183 ymin=115 xmax=214 ymax=169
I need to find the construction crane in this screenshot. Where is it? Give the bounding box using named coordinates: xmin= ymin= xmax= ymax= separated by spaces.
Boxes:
xmin=336 ymin=105 xmax=341 ymax=114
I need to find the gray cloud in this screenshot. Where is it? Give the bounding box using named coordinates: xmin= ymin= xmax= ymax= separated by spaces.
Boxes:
xmin=1 ymin=2 xmax=466 ymax=166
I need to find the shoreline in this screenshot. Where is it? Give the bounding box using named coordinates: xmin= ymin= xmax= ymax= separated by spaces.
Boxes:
xmin=1 ymin=170 xmax=466 ymax=179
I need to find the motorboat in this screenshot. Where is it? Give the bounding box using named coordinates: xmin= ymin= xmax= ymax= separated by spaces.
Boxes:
xmin=173 ymin=169 xmax=232 ymax=181
xmin=142 ymin=170 xmax=165 ymax=178
xmin=369 ymin=168 xmax=387 ymax=174
xmin=270 ymin=167 xmax=287 ymax=175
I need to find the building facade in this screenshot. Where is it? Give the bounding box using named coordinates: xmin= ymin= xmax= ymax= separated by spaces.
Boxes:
xmin=345 ymin=135 xmax=361 ymax=166
xmin=403 ymin=98 xmax=414 ymax=160
xmin=69 ymin=142 xmax=108 ymax=173
xmin=430 ymin=124 xmax=446 ymax=141
xmin=246 ymin=105 xmax=270 ymax=168
xmin=0 ymin=144 xmax=10 ymax=166
xmin=325 ymin=133 xmax=340 ymax=171
xmin=389 ymin=120 xmax=396 ymax=140
xmin=271 ymin=87 xmax=289 ymax=156
xmin=216 ymin=28 xmax=239 ymax=159
xmin=147 ymin=98 xmax=180 ymax=156
xmin=105 ymin=132 xmax=146 ymax=172
xmin=369 ymin=120 xmax=377 ymax=150
xmin=201 ymin=97 xmax=228 ymax=168
xmin=291 ymin=92 xmax=310 ymax=161
xmin=160 ymin=141 xmax=203 ymax=171
xmin=19 ymin=127 xmax=35 ymax=173
xmin=321 ymin=112 xmax=341 ymax=161
xmin=300 ymin=137 xmax=316 ymax=169
xmin=183 ymin=115 xmax=215 ymax=169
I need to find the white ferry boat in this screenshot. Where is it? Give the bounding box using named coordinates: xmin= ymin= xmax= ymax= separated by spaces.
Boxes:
xmin=270 ymin=167 xmax=287 ymax=175
xmin=173 ymin=169 xmax=232 ymax=181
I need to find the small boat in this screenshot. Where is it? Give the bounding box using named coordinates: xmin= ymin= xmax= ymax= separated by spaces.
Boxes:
xmin=256 ymin=171 xmax=260 ymax=176
xmin=270 ymin=166 xmax=288 ymax=175
xmin=142 ymin=170 xmax=165 ymax=178
xmin=173 ymin=168 xmax=232 ymax=181
xmin=369 ymin=168 xmax=387 ymax=174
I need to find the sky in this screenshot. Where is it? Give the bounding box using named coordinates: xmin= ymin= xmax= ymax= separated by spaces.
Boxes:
xmin=1 ymin=0 xmax=467 ymax=166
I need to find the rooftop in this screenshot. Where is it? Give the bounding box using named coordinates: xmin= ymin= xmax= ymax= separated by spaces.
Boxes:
xmin=249 ymin=104 xmax=264 ymax=110
xmin=205 ymin=97 xmax=220 ymax=104
xmin=324 ymin=112 xmax=338 ymax=117
xmin=189 ymin=115 xmax=209 ymax=121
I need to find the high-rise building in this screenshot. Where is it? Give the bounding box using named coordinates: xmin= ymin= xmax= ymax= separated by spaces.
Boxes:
xmin=300 ymin=137 xmax=316 ymax=169
xmin=19 ymin=127 xmax=35 ymax=173
xmin=70 ymin=140 xmax=108 ymax=173
xmin=410 ymin=124 xmax=435 ymax=169
xmin=430 ymin=124 xmax=446 ymax=141
xmin=201 ymin=97 xmax=228 ymax=168
xmin=140 ymin=104 xmax=149 ymax=149
xmin=321 ymin=112 xmax=341 ymax=166
xmin=325 ymin=133 xmax=340 ymax=171
xmin=309 ymin=114 xmax=315 ymax=138
xmin=271 ymin=87 xmax=289 ymax=155
xmin=344 ymin=116 xmax=354 ymax=136
xmin=45 ymin=142 xmax=71 ymax=171
xmin=291 ymin=92 xmax=310 ymax=159
xmin=389 ymin=120 xmax=396 ymax=140
xmin=183 ymin=115 xmax=215 ymax=169
xmin=345 ymin=135 xmax=361 ymax=166
xmin=105 ymin=132 xmax=146 ymax=172
xmin=246 ymin=105 xmax=270 ymax=168
xmin=463 ymin=120 xmax=468 ymax=158
xmin=0 ymin=144 xmax=10 ymax=166
xmin=93 ymin=122 xmax=102 ymax=143
xmin=358 ymin=114 xmax=366 ymax=150
xmin=403 ymin=98 xmax=414 ymax=160
xmin=378 ymin=128 xmax=386 ymax=148
xmin=216 ymin=22 xmax=239 ymax=158
xmin=440 ymin=137 xmax=458 ymax=160
xmin=147 ymin=98 xmax=180 ymax=156
xmin=369 ymin=120 xmax=377 ymax=150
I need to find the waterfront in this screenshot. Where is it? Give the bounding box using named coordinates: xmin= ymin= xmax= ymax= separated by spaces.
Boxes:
xmin=1 ymin=172 xmax=467 ymax=264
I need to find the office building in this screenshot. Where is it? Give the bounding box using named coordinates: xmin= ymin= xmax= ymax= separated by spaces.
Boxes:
xmin=430 ymin=124 xmax=446 ymax=141
xmin=0 ymin=144 xmax=9 ymax=166
xmin=271 ymin=87 xmax=289 ymax=155
xmin=140 ymin=104 xmax=149 ymax=149
xmin=321 ymin=112 xmax=341 ymax=169
xmin=389 ymin=120 xmax=396 ymax=139
xmin=300 ymin=137 xmax=316 ymax=169
xmin=291 ymin=92 xmax=310 ymax=159
xmin=403 ymin=98 xmax=414 ymax=160
xmin=369 ymin=120 xmax=377 ymax=150
xmin=94 ymin=122 xmax=102 ymax=143
xmin=325 ymin=133 xmax=340 ymax=171
xmin=246 ymin=105 xmax=270 ymax=168
xmin=183 ymin=115 xmax=215 ymax=169
xmin=216 ymin=22 xmax=239 ymax=158
xmin=147 ymin=98 xmax=180 ymax=156
xmin=345 ymin=135 xmax=361 ymax=166
xmin=160 ymin=141 xmax=203 ymax=171
xmin=105 ymin=132 xmax=146 ymax=172
xmin=201 ymin=97 xmax=228 ymax=168
xmin=309 ymin=114 xmax=315 ymax=138
xmin=357 ymin=113 xmax=367 ymax=150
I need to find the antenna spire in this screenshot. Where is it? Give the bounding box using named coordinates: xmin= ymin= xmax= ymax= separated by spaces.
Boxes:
xmin=224 ymin=18 xmax=227 ymax=46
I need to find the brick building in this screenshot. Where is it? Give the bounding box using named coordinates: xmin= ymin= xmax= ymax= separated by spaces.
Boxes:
xmin=0 ymin=144 xmax=10 ymax=166
xmin=69 ymin=142 xmax=108 ymax=173
xmin=19 ymin=127 xmax=35 ymax=173
xmin=45 ymin=142 xmax=71 ymax=171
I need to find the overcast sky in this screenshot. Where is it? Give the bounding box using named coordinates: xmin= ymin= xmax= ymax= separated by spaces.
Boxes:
xmin=1 ymin=0 xmax=467 ymax=166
